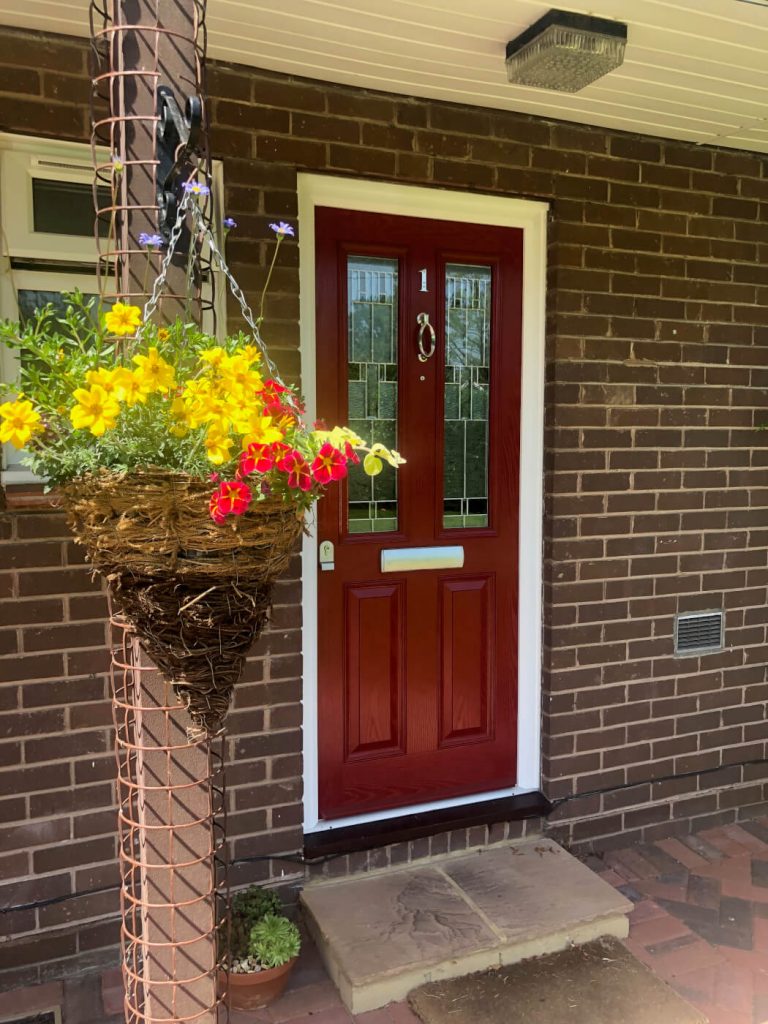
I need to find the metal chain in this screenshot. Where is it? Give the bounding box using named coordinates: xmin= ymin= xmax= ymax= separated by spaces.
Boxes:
xmin=138 ymin=192 xmax=285 ymax=386
xmin=140 ymin=191 xmax=192 ymax=328
xmin=188 ymin=202 xmax=284 ymax=384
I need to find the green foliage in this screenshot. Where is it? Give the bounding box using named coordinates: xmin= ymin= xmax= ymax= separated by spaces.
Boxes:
xmin=229 ymin=885 xmax=283 ymax=961
xmin=248 ymin=913 xmax=301 ymax=969
xmin=0 ymin=294 xmax=251 ymax=486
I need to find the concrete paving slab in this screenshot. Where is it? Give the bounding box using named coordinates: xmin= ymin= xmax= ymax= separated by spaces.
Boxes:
xmin=301 ymin=838 xmax=632 ymax=1014
xmin=441 ymin=838 xmax=632 ymax=942
xmin=408 ymin=937 xmax=707 ymax=1024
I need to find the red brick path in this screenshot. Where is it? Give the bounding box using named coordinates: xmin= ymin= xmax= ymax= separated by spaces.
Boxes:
xmin=10 ymin=819 xmax=768 ymax=1022
xmin=595 ymin=818 xmax=768 ymax=1024
xmin=231 ymin=818 xmax=768 ymax=1024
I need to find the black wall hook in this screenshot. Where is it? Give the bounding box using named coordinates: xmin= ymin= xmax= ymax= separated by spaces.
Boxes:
xmin=156 ymin=85 xmax=203 ymax=241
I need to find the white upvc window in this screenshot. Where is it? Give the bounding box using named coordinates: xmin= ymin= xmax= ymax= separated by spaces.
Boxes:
xmin=0 ymin=132 xmax=226 ymax=485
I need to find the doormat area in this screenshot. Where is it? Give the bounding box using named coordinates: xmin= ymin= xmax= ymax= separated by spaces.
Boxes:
xmin=408 ymin=938 xmax=707 ymax=1024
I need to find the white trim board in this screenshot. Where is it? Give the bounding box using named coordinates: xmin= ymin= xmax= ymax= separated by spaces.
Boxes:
xmin=298 ymin=174 xmax=547 ymax=834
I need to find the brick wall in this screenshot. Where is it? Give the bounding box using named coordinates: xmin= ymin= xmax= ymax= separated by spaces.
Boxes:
xmin=2 ymin=23 xmax=768 ymax=982
xmin=204 ymin=55 xmax=768 ymax=853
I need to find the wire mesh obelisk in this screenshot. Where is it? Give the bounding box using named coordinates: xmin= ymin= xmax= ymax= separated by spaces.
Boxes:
xmin=89 ymin=3 xmax=225 ymax=1021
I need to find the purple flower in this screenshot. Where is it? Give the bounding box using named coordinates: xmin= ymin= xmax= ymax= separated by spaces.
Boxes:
xmin=184 ymin=181 xmax=211 ymax=196
xmin=111 ymin=153 xmax=124 ymax=174
xmin=138 ymin=232 xmax=164 ymax=249
xmin=269 ymin=221 xmax=295 ymax=238
xmin=223 ymin=217 xmax=237 ymax=230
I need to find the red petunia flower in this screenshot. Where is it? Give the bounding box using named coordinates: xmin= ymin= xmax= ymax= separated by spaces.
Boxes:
xmin=344 ymin=441 xmax=360 ymax=466
xmin=209 ymin=491 xmax=227 ymax=524
xmin=240 ymin=442 xmax=276 ymax=477
xmin=209 ymin=480 xmax=253 ymax=522
xmin=311 ymin=442 xmax=348 ymax=485
xmin=277 ymin=449 xmax=312 ymax=492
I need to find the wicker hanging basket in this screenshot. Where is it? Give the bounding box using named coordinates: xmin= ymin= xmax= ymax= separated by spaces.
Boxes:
xmin=62 ymin=468 xmax=304 ymax=740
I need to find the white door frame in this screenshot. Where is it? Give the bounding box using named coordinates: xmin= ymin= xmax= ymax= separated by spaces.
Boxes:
xmin=298 ymin=174 xmax=547 ymax=834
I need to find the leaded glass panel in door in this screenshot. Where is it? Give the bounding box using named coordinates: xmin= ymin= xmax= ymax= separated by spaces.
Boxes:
xmin=346 ymin=255 xmax=398 ymax=533
xmin=443 ymin=264 xmax=491 ymax=529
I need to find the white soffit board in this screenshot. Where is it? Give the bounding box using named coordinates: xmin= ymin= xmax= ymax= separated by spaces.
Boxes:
xmin=2 ymin=0 xmax=768 ymax=152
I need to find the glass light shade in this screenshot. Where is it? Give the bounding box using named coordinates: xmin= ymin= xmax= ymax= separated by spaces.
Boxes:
xmin=506 ymin=13 xmax=627 ymax=93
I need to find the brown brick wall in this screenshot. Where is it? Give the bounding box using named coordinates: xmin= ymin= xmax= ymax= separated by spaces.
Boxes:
xmin=1 ymin=24 xmax=768 ymax=980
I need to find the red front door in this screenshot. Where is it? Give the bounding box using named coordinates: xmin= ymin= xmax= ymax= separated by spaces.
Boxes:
xmin=316 ymin=206 xmax=523 ymax=820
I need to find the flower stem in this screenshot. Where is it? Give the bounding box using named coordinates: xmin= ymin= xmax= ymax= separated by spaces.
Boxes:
xmin=257 ymin=236 xmax=283 ymax=325
xmin=142 ymin=251 xmax=151 ymax=303
xmin=102 ymin=177 xmax=118 ymax=303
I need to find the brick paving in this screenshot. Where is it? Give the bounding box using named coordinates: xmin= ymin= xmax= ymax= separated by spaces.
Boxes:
xmin=594 ymin=818 xmax=768 ymax=1024
xmin=230 ymin=818 xmax=768 ymax=1024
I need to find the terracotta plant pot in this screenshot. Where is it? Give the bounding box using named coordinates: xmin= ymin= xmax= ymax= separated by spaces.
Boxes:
xmin=219 ymin=957 xmax=298 ymax=1010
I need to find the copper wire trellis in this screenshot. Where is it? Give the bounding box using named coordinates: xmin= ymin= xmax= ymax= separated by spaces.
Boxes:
xmin=112 ymin=614 xmax=229 ymax=1023
xmin=88 ymin=2 xmax=228 ymax=1020
xmin=89 ymin=0 xmax=216 ymax=325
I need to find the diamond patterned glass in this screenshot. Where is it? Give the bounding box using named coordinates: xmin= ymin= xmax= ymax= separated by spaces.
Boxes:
xmin=443 ymin=264 xmax=491 ymax=529
xmin=347 ymin=255 xmax=398 ymax=533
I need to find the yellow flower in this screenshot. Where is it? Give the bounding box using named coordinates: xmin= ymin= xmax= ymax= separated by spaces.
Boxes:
xmin=313 ymin=425 xmax=365 ymax=449
xmin=157 ymin=327 xmax=170 ymax=342
xmin=370 ymin=442 xmax=406 ymax=468
xmin=168 ymin=397 xmax=193 ymax=438
xmin=362 ymin=445 xmax=405 ymax=476
xmin=133 ymin=347 xmax=175 ymax=394
xmin=199 ymin=347 xmax=227 ymax=369
xmin=0 ymin=399 xmax=42 ymax=448
xmin=112 ymin=368 xmax=146 ymax=406
xmin=178 ymin=380 xmax=217 ymax=428
xmin=218 ymin=353 xmax=263 ymax=398
xmin=240 ymin=415 xmax=284 ymax=450
xmin=70 ymin=385 xmax=120 ymax=436
xmin=204 ymin=429 xmax=233 ymax=465
xmin=104 ymin=302 xmax=142 ymax=337
xmin=86 ymin=367 xmax=122 ymax=395
xmin=236 ymin=344 xmax=262 ymax=366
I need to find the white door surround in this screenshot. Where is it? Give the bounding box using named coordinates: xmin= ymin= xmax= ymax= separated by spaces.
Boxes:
xmin=298 ymin=174 xmax=547 ymax=834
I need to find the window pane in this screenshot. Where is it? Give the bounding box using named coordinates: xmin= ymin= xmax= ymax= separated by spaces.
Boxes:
xmin=443 ymin=264 xmax=491 ymax=529
xmin=346 ymin=255 xmax=398 ymax=534
xmin=32 ymin=179 xmax=111 ymax=237
xmin=18 ymin=289 xmax=106 ymax=325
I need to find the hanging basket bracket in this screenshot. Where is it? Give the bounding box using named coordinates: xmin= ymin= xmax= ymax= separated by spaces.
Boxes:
xmin=156 ymin=85 xmax=203 ymax=241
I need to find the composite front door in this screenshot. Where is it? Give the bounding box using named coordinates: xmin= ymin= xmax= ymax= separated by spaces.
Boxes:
xmin=315 ymin=206 xmax=523 ymax=820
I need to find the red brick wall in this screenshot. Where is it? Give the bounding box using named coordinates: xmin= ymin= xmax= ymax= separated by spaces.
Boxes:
xmin=2 ymin=24 xmax=768 ymax=982
xmin=207 ymin=59 xmax=768 ymax=853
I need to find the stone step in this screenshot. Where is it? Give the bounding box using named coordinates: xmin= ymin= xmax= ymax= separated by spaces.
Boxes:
xmin=301 ymin=836 xmax=633 ymax=1015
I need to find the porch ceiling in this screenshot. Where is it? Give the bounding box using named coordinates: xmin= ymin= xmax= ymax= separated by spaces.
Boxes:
xmin=4 ymin=0 xmax=768 ymax=153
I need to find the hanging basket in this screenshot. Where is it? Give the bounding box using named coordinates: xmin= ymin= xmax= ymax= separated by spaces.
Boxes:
xmin=62 ymin=468 xmax=304 ymax=740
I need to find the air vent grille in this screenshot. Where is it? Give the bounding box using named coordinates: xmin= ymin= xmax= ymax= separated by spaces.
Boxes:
xmin=675 ymin=611 xmax=724 ymax=655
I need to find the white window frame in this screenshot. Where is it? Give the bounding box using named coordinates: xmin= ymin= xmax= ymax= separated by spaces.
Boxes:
xmin=0 ymin=269 xmax=111 ymax=484
xmin=0 ymin=132 xmax=227 ymax=485
xmin=298 ymin=174 xmax=547 ymax=833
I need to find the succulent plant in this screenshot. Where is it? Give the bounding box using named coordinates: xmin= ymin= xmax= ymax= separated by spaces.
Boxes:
xmin=248 ymin=914 xmax=301 ymax=970
xmin=228 ymin=885 xmax=283 ymax=961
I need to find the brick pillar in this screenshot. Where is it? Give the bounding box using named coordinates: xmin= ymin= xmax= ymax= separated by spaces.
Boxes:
xmin=101 ymin=4 xmax=218 ymax=1022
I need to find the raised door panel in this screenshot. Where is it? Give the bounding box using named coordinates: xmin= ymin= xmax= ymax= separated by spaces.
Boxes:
xmin=344 ymin=582 xmax=405 ymax=759
xmin=439 ymin=576 xmax=493 ymax=746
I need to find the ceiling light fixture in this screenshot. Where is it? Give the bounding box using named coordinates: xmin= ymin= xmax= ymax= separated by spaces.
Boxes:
xmin=506 ymin=9 xmax=628 ymax=93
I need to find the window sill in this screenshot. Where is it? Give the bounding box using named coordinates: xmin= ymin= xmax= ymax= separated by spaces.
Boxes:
xmin=1 ymin=481 xmax=60 ymax=511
